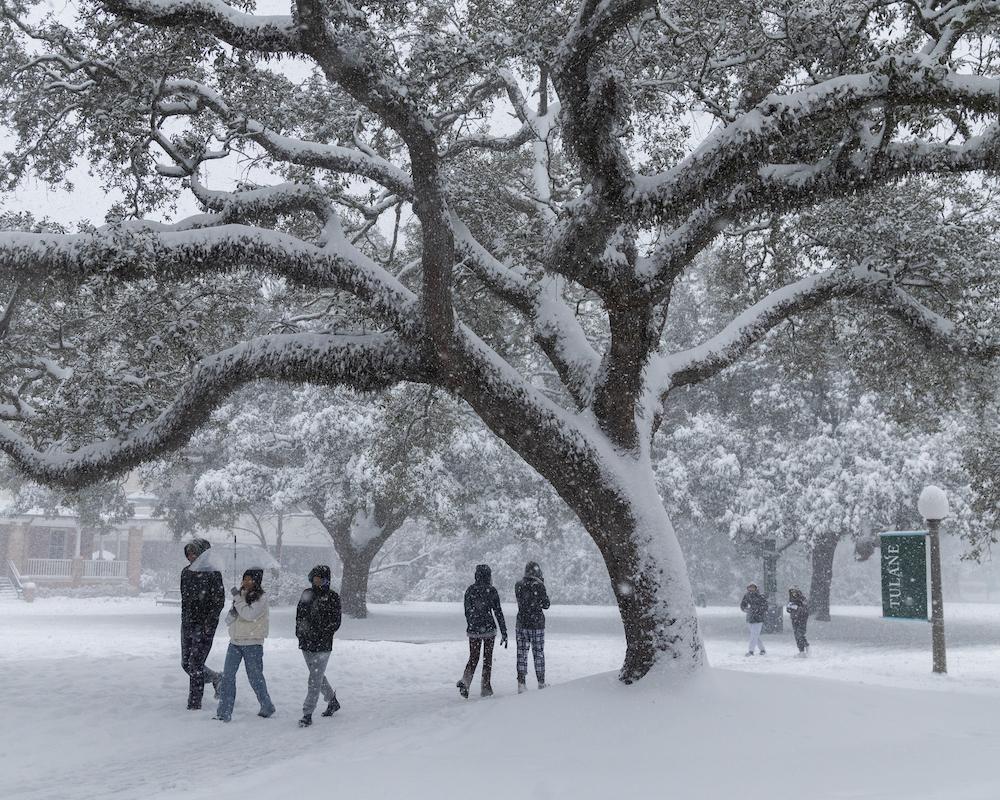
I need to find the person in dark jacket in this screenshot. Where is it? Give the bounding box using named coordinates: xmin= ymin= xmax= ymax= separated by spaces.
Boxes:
xmin=296 ymin=565 xmax=343 ymax=727
xmin=180 ymin=538 xmax=226 ymax=710
xmin=457 ymin=564 xmax=507 ymax=699
xmin=786 ymin=587 xmax=810 ymax=657
xmin=739 ymin=582 xmax=768 ymax=656
xmin=514 ymin=561 xmax=551 ymax=693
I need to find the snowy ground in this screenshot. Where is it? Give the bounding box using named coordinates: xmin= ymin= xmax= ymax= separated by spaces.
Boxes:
xmin=3 ymin=599 xmax=1000 ymax=800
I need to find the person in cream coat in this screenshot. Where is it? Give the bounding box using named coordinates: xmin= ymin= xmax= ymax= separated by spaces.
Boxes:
xmin=214 ymin=569 xmax=275 ymax=722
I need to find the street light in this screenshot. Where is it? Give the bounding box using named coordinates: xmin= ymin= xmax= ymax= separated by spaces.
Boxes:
xmin=918 ymin=485 xmax=950 ymax=675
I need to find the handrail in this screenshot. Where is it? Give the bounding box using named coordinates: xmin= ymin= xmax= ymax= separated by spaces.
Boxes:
xmin=6 ymin=559 xmax=24 ymax=596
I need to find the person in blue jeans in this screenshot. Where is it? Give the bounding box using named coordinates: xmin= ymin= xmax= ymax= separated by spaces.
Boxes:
xmin=214 ymin=569 xmax=274 ymax=722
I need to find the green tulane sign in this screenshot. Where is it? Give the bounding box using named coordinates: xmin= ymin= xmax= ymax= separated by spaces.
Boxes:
xmin=879 ymin=531 xmax=928 ymax=620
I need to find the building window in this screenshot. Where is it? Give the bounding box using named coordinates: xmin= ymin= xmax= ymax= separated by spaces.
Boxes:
xmin=48 ymin=530 xmax=67 ymax=559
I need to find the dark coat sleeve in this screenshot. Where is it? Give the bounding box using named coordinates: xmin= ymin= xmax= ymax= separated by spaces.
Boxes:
xmin=207 ymin=572 xmax=225 ymax=623
xmin=539 ymin=582 xmax=551 ymax=610
xmin=491 ymin=588 xmax=507 ymax=637
xmin=739 ymin=594 xmax=749 ymax=612
xmin=464 ymin=586 xmax=474 ymax=626
xmin=329 ymin=591 xmax=342 ymax=634
xmin=296 ymin=589 xmax=313 ymax=642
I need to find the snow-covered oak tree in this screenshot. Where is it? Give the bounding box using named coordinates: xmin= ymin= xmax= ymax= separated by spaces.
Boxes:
xmin=4 ymin=0 xmax=1000 ymax=681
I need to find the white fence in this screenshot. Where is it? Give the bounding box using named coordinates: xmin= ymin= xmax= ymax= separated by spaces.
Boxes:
xmin=83 ymin=560 xmax=128 ymax=579
xmin=23 ymin=558 xmax=73 ymax=578
xmin=22 ymin=558 xmax=128 ymax=580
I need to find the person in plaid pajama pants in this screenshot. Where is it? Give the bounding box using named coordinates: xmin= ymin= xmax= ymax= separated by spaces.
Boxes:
xmin=514 ymin=561 xmax=551 ymax=692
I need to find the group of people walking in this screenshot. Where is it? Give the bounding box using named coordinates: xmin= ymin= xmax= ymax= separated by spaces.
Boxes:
xmin=457 ymin=561 xmax=550 ymax=698
xmin=180 ymin=540 xmax=341 ymax=727
xmin=180 ymin=540 xmax=553 ymax=724
xmin=739 ymin=583 xmax=811 ymax=657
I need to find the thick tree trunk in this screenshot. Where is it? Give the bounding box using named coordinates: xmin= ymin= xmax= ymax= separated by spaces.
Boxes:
xmin=454 ymin=344 xmax=703 ymax=681
xmin=309 ymin=501 xmax=404 ymax=620
xmin=339 ymin=549 xmax=374 ymax=619
xmin=561 ymin=463 xmax=705 ymax=681
xmin=810 ymin=535 xmax=839 ymax=622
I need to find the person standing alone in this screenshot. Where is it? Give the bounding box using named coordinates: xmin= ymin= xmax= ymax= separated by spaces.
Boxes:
xmin=180 ymin=539 xmax=225 ymax=710
xmin=740 ymin=582 xmax=768 ymax=656
xmin=515 ymin=561 xmax=550 ymax=693
xmin=296 ymin=565 xmax=343 ymax=728
xmin=457 ymin=564 xmax=507 ymax=698
xmin=786 ymin=588 xmax=810 ymax=657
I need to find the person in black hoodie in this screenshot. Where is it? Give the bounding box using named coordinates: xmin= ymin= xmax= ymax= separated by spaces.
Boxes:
xmin=786 ymin=587 xmax=810 ymax=657
xmin=180 ymin=539 xmax=226 ymax=710
xmin=295 ymin=565 xmax=342 ymax=727
xmin=739 ymin=582 xmax=768 ymax=657
xmin=457 ymin=564 xmax=507 ymax=699
xmin=515 ymin=561 xmax=550 ymax=693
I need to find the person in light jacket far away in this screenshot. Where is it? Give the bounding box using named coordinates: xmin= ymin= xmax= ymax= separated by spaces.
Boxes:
xmin=515 ymin=561 xmax=551 ymax=693
xmin=296 ymin=565 xmax=343 ymax=728
xmin=457 ymin=564 xmax=507 ymax=699
xmin=786 ymin=587 xmax=810 ymax=657
xmin=740 ymin=582 xmax=768 ymax=657
xmin=180 ymin=538 xmax=225 ymax=710
xmin=214 ymin=569 xmax=274 ymax=722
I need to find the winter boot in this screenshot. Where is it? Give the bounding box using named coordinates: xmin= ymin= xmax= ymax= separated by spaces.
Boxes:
xmin=456 ymin=680 xmax=469 ymax=699
xmin=758 ymin=648 xmax=766 ymax=655
xmin=258 ymin=705 xmax=275 ymax=718
xmin=517 ymin=680 xmax=527 ymax=695
xmin=298 ymin=714 xmax=313 ymax=728
xmin=537 ymin=681 xmax=548 ymax=690
xmin=481 ymin=684 xmax=494 ymax=698
xmin=745 ymin=651 xmax=754 ymax=657
xmin=321 ymin=693 xmax=340 ymax=717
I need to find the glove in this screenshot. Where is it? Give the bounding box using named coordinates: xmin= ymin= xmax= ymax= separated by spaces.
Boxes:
xmin=501 ymin=635 xmax=508 ymax=648
xmin=231 ymin=586 xmax=241 ymax=597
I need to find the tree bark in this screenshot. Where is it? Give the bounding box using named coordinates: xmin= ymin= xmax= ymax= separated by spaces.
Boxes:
xmin=582 ymin=474 xmax=705 ymax=682
xmin=309 ymin=500 xmax=404 ymax=619
xmin=809 ymin=535 xmax=839 ymax=622
xmin=339 ymin=549 xmax=374 ymax=618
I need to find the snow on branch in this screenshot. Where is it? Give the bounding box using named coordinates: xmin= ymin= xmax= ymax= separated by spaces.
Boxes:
xmin=0 ymin=332 xmax=425 ymax=490
xmin=631 ymin=66 xmax=1000 ymax=223
xmin=452 ymin=216 xmax=600 ymax=407
xmin=158 ymin=80 xmax=415 ymax=198
xmin=103 ymin=0 xmax=302 ymax=53
xmin=0 ymin=226 xmax=418 ymax=331
xmin=649 ymin=269 xmax=867 ymax=403
xmin=188 ymin=176 xmax=337 ymax=227
xmin=649 ymin=264 xmax=1000 ymax=418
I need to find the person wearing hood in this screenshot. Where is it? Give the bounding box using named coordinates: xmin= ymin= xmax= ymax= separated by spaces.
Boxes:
xmin=180 ymin=538 xmax=225 ymax=710
xmin=295 ymin=565 xmax=342 ymax=728
xmin=514 ymin=561 xmax=551 ymax=692
xmin=214 ymin=568 xmax=274 ymax=722
xmin=457 ymin=564 xmax=507 ymax=699
xmin=786 ymin=588 xmax=810 ymax=657
xmin=740 ymin=582 xmax=768 ymax=656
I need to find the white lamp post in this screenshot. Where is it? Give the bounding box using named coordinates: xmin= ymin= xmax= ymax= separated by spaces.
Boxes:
xmin=918 ymin=485 xmax=950 ymax=674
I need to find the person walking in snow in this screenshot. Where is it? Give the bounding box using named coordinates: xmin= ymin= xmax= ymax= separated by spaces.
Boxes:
xmin=457 ymin=564 xmax=507 ymax=698
xmin=214 ymin=569 xmax=275 ymax=722
xmin=180 ymin=538 xmax=225 ymax=710
xmin=786 ymin=587 xmax=810 ymax=657
xmin=296 ymin=565 xmax=343 ymax=728
xmin=515 ymin=561 xmax=550 ymax=693
xmin=740 ymin=582 xmax=768 ymax=656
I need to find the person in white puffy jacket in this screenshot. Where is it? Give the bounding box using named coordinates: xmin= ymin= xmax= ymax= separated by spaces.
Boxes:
xmin=213 ymin=569 xmax=275 ymax=722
